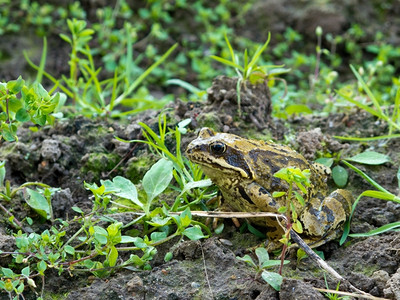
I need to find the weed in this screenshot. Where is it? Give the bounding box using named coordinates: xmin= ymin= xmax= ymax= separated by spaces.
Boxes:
xmin=336 ymin=65 xmax=400 ymax=140
xmin=272 ymin=167 xmax=311 ymax=274
xmin=340 ymin=163 xmax=400 ymax=244
xmin=0 ymin=77 xmax=63 ymax=141
xmin=211 ymin=32 xmax=289 ymax=116
xmin=24 ymin=18 xmax=177 ymax=118
xmin=237 ymin=247 xmax=289 ymax=291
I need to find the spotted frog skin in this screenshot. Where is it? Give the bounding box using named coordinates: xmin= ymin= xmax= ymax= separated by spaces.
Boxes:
xmin=186 ymin=128 xmax=353 ymax=248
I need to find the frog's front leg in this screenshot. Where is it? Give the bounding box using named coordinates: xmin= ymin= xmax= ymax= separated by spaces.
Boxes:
xmin=301 ymin=189 xmax=353 ymax=243
xmin=245 ymin=182 xmax=286 ymax=242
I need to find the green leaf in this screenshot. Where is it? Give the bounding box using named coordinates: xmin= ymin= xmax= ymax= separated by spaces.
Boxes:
xmin=64 ymin=245 xmax=75 ymax=255
xmin=15 ymin=108 xmax=30 ymax=122
xmin=164 ymin=252 xmax=173 ymax=262
xmin=59 ymin=33 xmax=72 ymax=44
xmin=143 ymin=158 xmax=173 ymax=203
xmin=315 ymin=158 xmax=334 ymax=168
xmin=332 ymin=165 xmax=348 ymax=187
xmin=294 ymin=191 xmax=305 ymax=206
xmin=0 ymin=161 xmax=5 ymax=187
xmin=146 ymin=216 xmax=171 ymax=227
xmin=107 ymin=246 xmax=118 ymax=267
xmin=349 ymin=221 xmax=400 ymax=237
xmin=25 ymin=188 xmax=50 ymax=219
xmin=6 ymin=76 xmax=25 ymax=94
xmin=342 ymin=160 xmax=389 ymax=193
xmin=71 ymin=206 xmax=83 ymax=214
xmin=103 ymin=176 xmax=140 ymax=206
xmin=183 ymin=226 xmax=205 ymax=240
xmin=278 ymin=206 xmax=287 ymax=214
xmin=272 ymin=191 xmax=286 ymax=198
xmin=150 ymin=231 xmax=167 ymax=242
xmin=1 ymin=267 xmax=14 ymax=278
xmin=360 ymin=190 xmax=399 ymax=203
xmin=346 ymin=151 xmax=390 ymax=165
xmin=21 ymin=266 xmax=30 ymax=277
xmin=236 ymin=254 xmax=257 ymax=269
xmin=261 ymin=270 xmax=283 ymax=291
xmin=261 ymin=260 xmax=288 ymax=268
xmin=285 ymin=104 xmax=312 ymax=116
xmin=37 ymin=260 xmax=47 ymax=275
xmin=255 ymin=247 xmax=269 ymax=265
xmin=292 ymin=220 xmax=303 ymax=234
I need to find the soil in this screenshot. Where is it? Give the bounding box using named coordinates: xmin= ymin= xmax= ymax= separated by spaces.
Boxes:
xmin=1 ymin=1 xmax=400 ymax=300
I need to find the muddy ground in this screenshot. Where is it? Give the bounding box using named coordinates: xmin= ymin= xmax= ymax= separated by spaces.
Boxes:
xmin=1 ymin=1 xmax=400 ymax=300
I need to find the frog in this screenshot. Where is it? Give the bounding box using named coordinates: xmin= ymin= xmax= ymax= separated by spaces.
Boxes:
xmin=185 ymin=127 xmax=353 ymax=249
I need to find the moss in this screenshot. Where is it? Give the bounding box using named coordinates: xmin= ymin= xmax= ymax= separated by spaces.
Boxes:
xmin=196 ymin=112 xmax=223 ymax=131
xmin=81 ymin=152 xmax=121 ymax=181
xmin=124 ymin=154 xmax=157 ymax=184
xmin=353 ymin=262 xmax=380 ymax=276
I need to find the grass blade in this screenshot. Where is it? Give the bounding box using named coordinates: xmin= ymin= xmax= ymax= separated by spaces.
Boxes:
xmin=114 ymin=43 xmax=178 ymax=106
xmin=36 ymin=37 xmax=47 ymax=83
xmin=342 ymin=160 xmax=389 ymax=193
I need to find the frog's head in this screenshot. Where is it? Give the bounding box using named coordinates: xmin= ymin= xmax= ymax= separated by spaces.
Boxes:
xmin=186 ymin=128 xmax=254 ymax=179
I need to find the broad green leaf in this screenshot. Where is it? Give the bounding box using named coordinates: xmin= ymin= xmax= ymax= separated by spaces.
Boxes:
xmin=164 ymin=252 xmax=173 ymax=262
xmin=332 ymin=165 xmax=348 ymax=187
xmin=236 ymin=255 xmax=257 ymax=269
xmin=346 ymin=151 xmax=390 ymax=165
xmin=183 ymin=226 xmax=206 ymax=240
xmin=25 ymin=188 xmax=50 ymax=219
xmin=262 ymin=260 xmax=288 ymax=268
xmin=8 ymin=96 xmax=22 ymax=113
xmin=21 ymin=266 xmax=30 ymax=277
xmin=150 ymin=231 xmax=167 ymax=242
xmin=180 ymin=179 xmax=212 ymax=196
xmin=6 ymin=76 xmax=25 ymax=94
xmin=59 ymin=33 xmax=72 ymax=44
xmin=15 ymin=108 xmax=30 ymax=122
xmin=146 ymin=216 xmax=171 ymax=227
xmin=64 ymin=245 xmax=75 ymax=255
xmin=294 ymin=191 xmax=305 ymax=206
xmin=107 ymin=246 xmax=118 ymax=267
xmin=255 ymin=247 xmax=269 ymax=264
xmin=292 ymin=220 xmax=303 ymax=234
xmin=37 ymin=260 xmax=47 ymax=274
xmin=285 ymin=104 xmax=312 ymax=115
xmin=120 ymin=236 xmax=137 ymax=244
xmin=179 ymin=208 xmax=192 ymax=228
xmin=272 ymin=191 xmax=286 ymax=198
xmin=1 ymin=267 xmax=14 ymax=278
xmin=315 ymin=157 xmax=334 ymax=168
xmin=261 ymin=270 xmax=283 ymax=291
xmin=143 ymin=158 xmax=173 ymax=202
xmin=72 ymin=206 xmax=83 ymax=214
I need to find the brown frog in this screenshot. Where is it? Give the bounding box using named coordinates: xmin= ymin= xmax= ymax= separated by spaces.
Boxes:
xmin=185 ymin=128 xmax=353 ymax=248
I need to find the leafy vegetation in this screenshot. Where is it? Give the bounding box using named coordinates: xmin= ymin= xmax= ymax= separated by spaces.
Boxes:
xmin=0 ymin=0 xmax=399 ymax=298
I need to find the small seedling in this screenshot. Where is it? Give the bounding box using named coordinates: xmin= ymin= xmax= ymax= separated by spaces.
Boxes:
xmin=237 ymin=247 xmax=288 ymax=291
xmin=272 ymin=167 xmax=311 ymax=274
xmin=211 ymin=32 xmax=289 ymax=116
xmin=0 ymin=77 xmax=63 ymax=141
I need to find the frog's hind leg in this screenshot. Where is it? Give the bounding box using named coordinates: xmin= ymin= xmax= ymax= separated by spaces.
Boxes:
xmin=301 ymin=189 xmax=353 ymax=244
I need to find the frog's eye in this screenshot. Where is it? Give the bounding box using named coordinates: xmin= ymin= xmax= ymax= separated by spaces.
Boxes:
xmin=209 ymin=142 xmax=226 ymax=155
